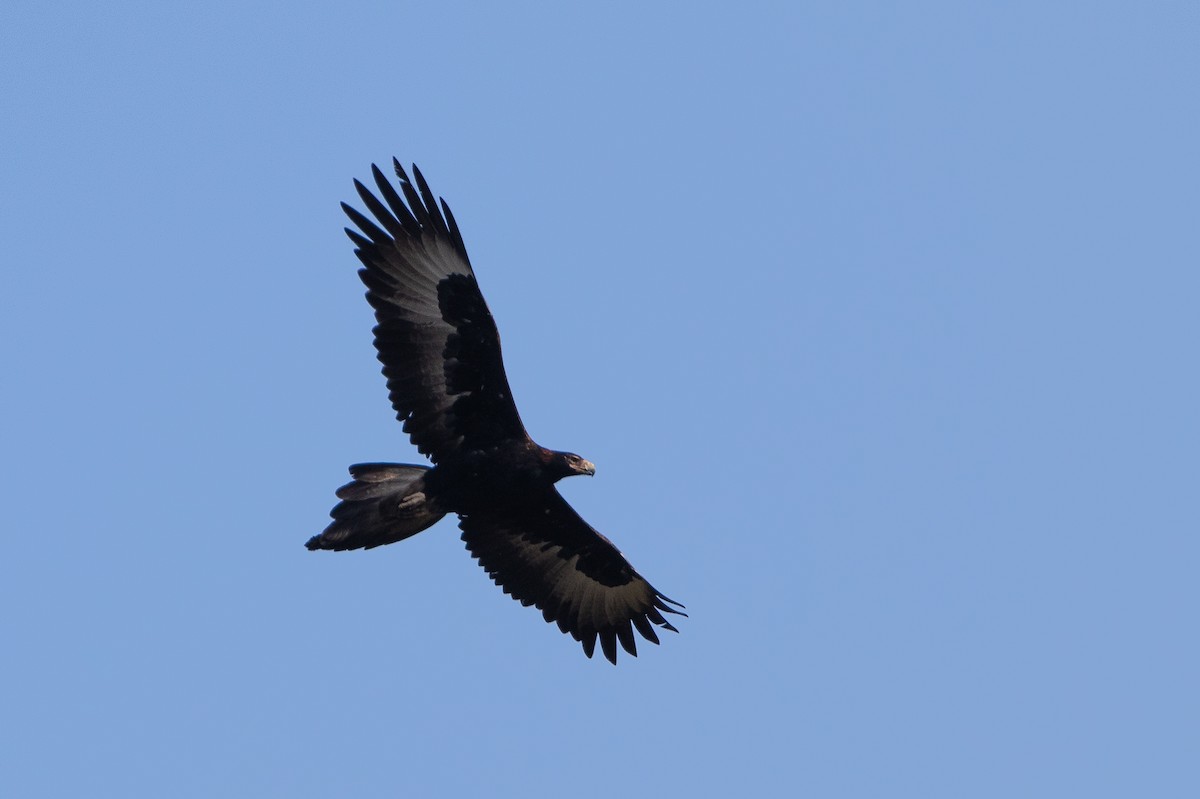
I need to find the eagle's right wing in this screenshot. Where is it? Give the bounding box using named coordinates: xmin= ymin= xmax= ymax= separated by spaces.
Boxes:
xmin=342 ymin=161 xmax=528 ymax=463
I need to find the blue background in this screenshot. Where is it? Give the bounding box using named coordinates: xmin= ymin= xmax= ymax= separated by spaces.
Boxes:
xmin=3 ymin=2 xmax=1197 ymax=796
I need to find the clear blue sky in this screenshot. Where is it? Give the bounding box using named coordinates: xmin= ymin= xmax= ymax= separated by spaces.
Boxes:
xmin=3 ymin=2 xmax=1197 ymax=796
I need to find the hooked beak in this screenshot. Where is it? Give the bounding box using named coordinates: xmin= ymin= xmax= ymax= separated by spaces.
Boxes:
xmin=579 ymin=459 xmax=596 ymax=476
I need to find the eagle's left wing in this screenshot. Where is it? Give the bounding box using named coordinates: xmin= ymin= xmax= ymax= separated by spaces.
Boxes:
xmin=459 ymin=490 xmax=685 ymax=664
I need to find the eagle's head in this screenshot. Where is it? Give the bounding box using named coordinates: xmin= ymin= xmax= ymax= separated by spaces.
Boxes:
xmin=548 ymin=450 xmax=596 ymax=480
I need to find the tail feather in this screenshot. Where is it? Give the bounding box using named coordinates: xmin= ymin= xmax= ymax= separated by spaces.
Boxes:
xmin=306 ymin=463 xmax=446 ymax=551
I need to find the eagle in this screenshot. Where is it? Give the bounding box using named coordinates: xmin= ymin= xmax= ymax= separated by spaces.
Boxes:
xmin=306 ymin=160 xmax=684 ymax=664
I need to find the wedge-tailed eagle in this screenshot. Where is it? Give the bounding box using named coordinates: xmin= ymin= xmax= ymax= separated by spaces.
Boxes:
xmin=306 ymin=160 xmax=684 ymax=664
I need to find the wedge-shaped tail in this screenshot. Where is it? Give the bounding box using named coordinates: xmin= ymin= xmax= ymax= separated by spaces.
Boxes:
xmin=306 ymin=464 xmax=445 ymax=551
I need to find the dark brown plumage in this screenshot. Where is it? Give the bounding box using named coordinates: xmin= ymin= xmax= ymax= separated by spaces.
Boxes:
xmin=306 ymin=160 xmax=684 ymax=663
